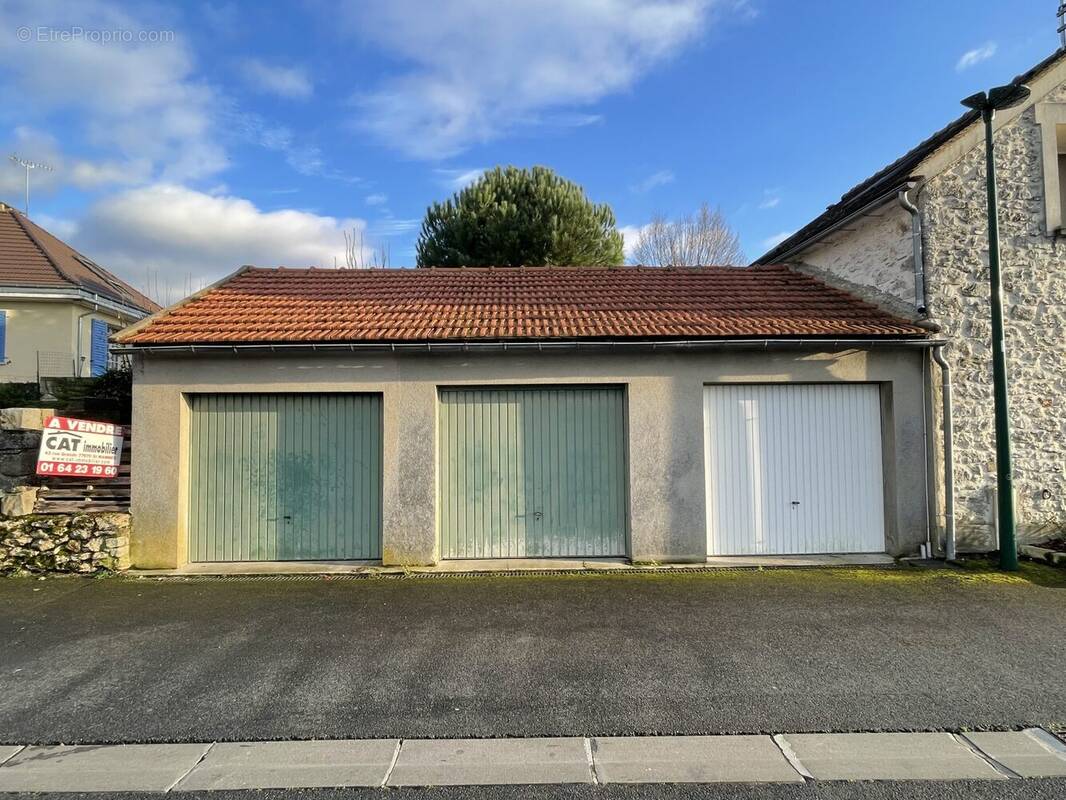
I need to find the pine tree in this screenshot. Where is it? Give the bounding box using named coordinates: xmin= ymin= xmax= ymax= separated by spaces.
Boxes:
xmin=416 ymin=166 xmax=624 ymax=267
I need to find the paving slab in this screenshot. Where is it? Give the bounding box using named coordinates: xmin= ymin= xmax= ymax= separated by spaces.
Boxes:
xmin=388 ymin=737 xmax=592 ymax=786
xmin=779 ymin=733 xmax=1006 ymax=781
xmin=174 ymin=739 xmax=400 ymax=790
xmin=0 ymin=746 xmax=23 ymax=766
xmin=591 ymin=735 xmax=803 ymax=783
xmin=0 ymin=743 xmax=211 ymax=792
xmin=964 ymin=730 xmax=1066 ymax=778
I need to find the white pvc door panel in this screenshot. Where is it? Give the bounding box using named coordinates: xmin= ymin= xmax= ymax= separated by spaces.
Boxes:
xmin=704 ymin=384 xmax=885 ymax=555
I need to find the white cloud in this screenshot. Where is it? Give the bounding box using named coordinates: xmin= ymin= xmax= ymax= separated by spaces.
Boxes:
xmin=758 ymin=188 xmax=781 ymax=209
xmin=239 ymin=58 xmax=313 ymax=100
xmin=229 ymin=111 xmax=358 ymax=182
xmin=368 ymin=216 xmax=421 ymax=237
xmin=0 ymin=0 xmax=225 ymax=183
xmin=70 ymin=184 xmax=371 ymax=289
xmin=760 ymin=230 xmax=794 ymax=251
xmin=365 ymin=193 xmax=388 ymax=206
xmin=435 ymin=167 xmax=486 ymax=191
xmin=618 ymin=223 xmax=651 ymax=260
xmin=0 ymin=126 xmax=152 ymax=197
xmin=342 ymin=0 xmax=720 ymax=158
xmin=956 ymin=42 xmax=997 ymax=72
xmin=631 ymin=169 xmax=674 ymax=193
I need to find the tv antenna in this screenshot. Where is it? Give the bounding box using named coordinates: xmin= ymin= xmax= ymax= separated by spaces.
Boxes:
xmin=8 ymin=154 xmax=53 ymax=217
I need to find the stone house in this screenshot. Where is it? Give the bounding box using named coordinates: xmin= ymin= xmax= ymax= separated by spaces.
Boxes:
xmin=757 ymin=48 xmax=1066 ymax=550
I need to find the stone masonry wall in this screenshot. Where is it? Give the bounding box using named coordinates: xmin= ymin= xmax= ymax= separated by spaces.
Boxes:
xmin=796 ymin=203 xmax=919 ymax=316
xmin=785 ymin=85 xmax=1066 ymax=551
xmin=921 ymin=94 xmax=1066 ymax=549
xmin=0 ymin=429 xmax=41 ymax=492
xmin=0 ymin=513 xmax=131 ymax=574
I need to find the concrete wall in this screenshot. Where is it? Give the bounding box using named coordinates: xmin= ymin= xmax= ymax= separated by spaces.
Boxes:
xmin=0 ymin=300 xmax=128 ymax=382
xmin=130 ymin=346 xmax=929 ymax=569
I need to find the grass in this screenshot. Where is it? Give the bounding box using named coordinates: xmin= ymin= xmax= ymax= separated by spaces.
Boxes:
xmin=8 ymin=556 xmax=1066 ymax=589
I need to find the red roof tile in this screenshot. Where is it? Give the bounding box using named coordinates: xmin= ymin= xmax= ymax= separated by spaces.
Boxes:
xmin=0 ymin=204 xmax=159 ymax=313
xmin=116 ymin=265 xmax=926 ymax=345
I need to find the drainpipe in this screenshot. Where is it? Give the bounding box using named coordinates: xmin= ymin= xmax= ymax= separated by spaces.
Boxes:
xmin=931 ymin=345 xmax=957 ymax=560
xmin=898 ymin=183 xmax=928 ymax=315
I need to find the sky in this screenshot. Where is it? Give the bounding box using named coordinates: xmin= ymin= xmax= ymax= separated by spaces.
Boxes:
xmin=0 ymin=0 xmax=1057 ymax=304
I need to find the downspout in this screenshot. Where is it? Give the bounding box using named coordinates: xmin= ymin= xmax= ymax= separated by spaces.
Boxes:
xmin=931 ymin=345 xmax=957 ymax=560
xmin=899 ymin=181 xmax=954 ymax=558
xmin=898 ymin=182 xmax=928 ymax=315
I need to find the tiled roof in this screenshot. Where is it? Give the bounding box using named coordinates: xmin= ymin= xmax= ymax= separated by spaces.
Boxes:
xmin=117 ymin=265 xmax=926 ymax=345
xmin=0 ymin=205 xmax=159 ymax=313
xmin=756 ymin=47 xmax=1066 ymax=264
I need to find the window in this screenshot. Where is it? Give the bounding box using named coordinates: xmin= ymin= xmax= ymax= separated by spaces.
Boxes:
xmin=1035 ymin=103 xmax=1066 ymax=235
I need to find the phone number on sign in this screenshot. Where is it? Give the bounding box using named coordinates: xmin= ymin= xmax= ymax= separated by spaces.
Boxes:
xmin=37 ymin=462 xmax=118 ymax=477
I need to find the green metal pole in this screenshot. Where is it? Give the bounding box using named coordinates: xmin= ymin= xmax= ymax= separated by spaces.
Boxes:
xmin=981 ymin=107 xmax=1018 ymax=570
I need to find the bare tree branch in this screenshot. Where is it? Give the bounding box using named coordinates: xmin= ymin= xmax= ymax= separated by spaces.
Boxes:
xmin=629 ymin=203 xmax=744 ymax=266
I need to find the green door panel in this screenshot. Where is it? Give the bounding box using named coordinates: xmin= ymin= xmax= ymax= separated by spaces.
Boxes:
xmin=188 ymin=393 xmax=382 ymax=561
xmin=439 ymin=387 xmax=628 ymax=559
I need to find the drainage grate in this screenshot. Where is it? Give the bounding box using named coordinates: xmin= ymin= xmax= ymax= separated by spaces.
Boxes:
xmin=125 ymin=563 xmax=903 ymax=583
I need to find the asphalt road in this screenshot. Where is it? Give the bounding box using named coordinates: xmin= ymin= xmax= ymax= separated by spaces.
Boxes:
xmin=1 ymin=564 xmax=1065 ymax=744
xmin=4 ymin=781 xmax=1066 ymax=800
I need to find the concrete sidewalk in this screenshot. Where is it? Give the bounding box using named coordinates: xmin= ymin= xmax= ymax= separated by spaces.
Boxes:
xmin=1 ymin=729 xmax=1064 ymax=793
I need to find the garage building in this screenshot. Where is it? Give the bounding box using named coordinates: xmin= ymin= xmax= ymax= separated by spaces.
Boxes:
xmin=115 ymin=265 xmax=935 ymax=569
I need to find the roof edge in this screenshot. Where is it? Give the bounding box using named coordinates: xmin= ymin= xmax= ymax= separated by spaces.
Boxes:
xmin=116 ymin=335 xmax=937 ymax=354
xmin=112 ymin=265 xmax=254 ymax=344
xmin=754 ymin=46 xmax=1066 ymax=264
xmin=7 ymin=208 xmax=71 ymax=285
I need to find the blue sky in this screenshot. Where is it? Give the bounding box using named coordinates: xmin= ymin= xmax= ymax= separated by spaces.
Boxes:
xmin=0 ymin=0 xmax=1056 ymax=302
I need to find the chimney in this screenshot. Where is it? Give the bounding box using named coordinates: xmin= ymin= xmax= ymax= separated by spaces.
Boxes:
xmin=1060 ymin=3 xmax=1066 ymax=48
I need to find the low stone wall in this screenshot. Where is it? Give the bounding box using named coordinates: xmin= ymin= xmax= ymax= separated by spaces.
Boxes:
xmin=0 ymin=429 xmax=41 ymax=493
xmin=0 ymin=513 xmax=131 ymax=574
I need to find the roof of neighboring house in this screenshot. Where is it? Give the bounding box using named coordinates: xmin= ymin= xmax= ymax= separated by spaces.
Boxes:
xmin=115 ymin=264 xmax=926 ymax=346
xmin=755 ymin=47 xmax=1066 ymax=265
xmin=0 ymin=204 xmax=159 ymax=314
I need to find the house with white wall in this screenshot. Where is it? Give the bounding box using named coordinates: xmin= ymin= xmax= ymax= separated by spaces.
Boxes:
xmin=756 ymin=48 xmax=1066 ymax=550
xmin=0 ymin=203 xmax=158 ymax=385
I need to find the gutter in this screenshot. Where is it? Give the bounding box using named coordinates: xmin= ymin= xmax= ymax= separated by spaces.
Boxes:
xmin=114 ymin=337 xmax=944 ymax=356
xmin=756 ymin=182 xmax=912 ymax=265
xmin=0 ymin=287 xmax=152 ymax=320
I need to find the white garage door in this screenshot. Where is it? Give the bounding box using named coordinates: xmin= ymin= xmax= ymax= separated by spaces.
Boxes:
xmin=704 ymin=384 xmax=885 ymax=556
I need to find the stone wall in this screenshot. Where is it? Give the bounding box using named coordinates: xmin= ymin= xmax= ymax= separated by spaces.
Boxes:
xmin=0 ymin=429 xmax=41 ymax=493
xmin=790 ymin=82 xmax=1066 ymax=551
xmin=795 ymin=203 xmax=919 ymax=317
xmin=921 ymin=93 xmax=1066 ymax=549
xmin=0 ymin=513 xmax=131 ymax=574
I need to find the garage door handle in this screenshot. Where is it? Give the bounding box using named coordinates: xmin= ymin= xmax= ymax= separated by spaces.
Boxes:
xmin=791 ymin=501 xmax=800 ymax=506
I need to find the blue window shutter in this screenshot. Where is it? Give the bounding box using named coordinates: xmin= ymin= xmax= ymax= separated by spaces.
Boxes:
xmin=0 ymin=311 xmax=6 ymax=362
xmin=90 ymin=318 xmax=109 ymax=377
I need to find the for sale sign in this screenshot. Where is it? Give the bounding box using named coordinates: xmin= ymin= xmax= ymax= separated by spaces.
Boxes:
xmin=36 ymin=416 xmax=124 ymax=479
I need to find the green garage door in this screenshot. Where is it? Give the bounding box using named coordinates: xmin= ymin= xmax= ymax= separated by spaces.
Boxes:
xmin=188 ymin=394 xmax=382 ymax=562
xmin=439 ymin=387 xmax=628 ymax=559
